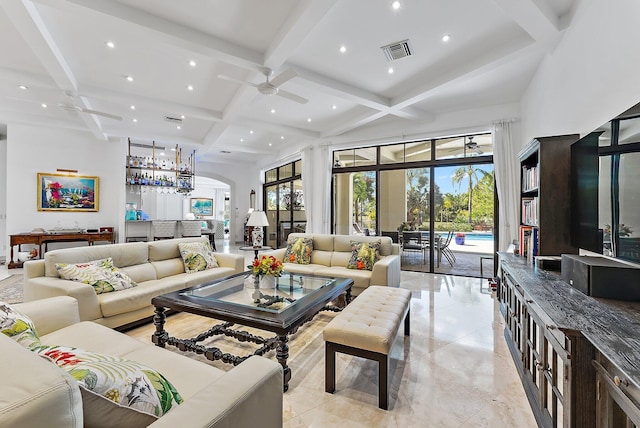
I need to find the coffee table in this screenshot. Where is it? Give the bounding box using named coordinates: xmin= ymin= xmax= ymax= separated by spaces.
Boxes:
xmin=151 ymin=272 xmax=353 ymax=391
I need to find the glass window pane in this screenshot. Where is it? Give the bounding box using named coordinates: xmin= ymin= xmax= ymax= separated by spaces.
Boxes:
xmin=353 ymin=148 xmax=377 ymax=167
xmin=405 ymin=141 xmax=432 ymax=162
xmin=471 ymin=134 xmax=493 ymax=156
xmin=380 ymin=143 xmax=405 ymax=164
xmin=379 ymin=169 xmax=407 ymax=234
xmin=599 ymin=156 xmax=612 ymax=255
xmin=618 ymin=117 xmax=640 ymax=144
xmin=618 ymin=152 xmax=640 ymax=262
xmin=334 ymin=149 xmax=353 ymax=168
xmin=279 ymin=163 xmax=292 ymax=180
xmin=435 ymin=137 xmax=464 ymax=160
xmin=596 ymin=124 xmax=611 ymax=147
xmin=266 ymin=168 xmax=277 ymax=183
xmin=294 ymin=160 xmax=302 ymax=176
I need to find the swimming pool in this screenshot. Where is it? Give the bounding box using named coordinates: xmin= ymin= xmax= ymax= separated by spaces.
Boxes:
xmin=460 ymin=232 xmax=494 ymax=241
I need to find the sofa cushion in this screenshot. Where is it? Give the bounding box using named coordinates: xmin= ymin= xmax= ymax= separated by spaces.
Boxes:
xmin=55 ymin=258 xmax=138 ymax=295
xmin=347 ymin=240 xmax=381 ymax=271
xmin=0 ymin=334 xmax=83 ymax=428
xmin=32 ymin=344 xmax=183 ymax=423
xmin=178 ymin=241 xmax=218 ymax=273
xmin=0 ymin=301 xmax=41 ymax=347
xmin=151 ymin=258 xmax=186 ymax=279
xmin=315 ymin=266 xmax=372 ymax=290
xmin=119 ymin=263 xmax=158 ymax=283
xmin=334 ymin=235 xmax=393 ymax=256
xmin=281 ymin=263 xmax=327 ymax=276
xmin=284 ymin=237 xmax=313 ymax=265
xmin=148 ymin=237 xmax=206 ymax=262
xmin=98 ymin=278 xmax=186 ymax=318
xmin=45 ymin=242 xmax=149 ymax=277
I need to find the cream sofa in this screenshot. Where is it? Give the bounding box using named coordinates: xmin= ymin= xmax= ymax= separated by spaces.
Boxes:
xmin=0 ymin=296 xmax=282 ymax=428
xmin=265 ymin=233 xmax=401 ymax=296
xmin=23 ymin=238 xmax=245 ymax=329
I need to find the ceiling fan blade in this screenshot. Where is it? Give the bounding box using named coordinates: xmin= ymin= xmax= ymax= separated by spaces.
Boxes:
xmin=217 ymin=74 xmax=259 ymax=87
xmin=80 ymin=108 xmax=122 ymax=121
xmin=270 ymin=69 xmax=298 ymax=88
xmin=277 ymin=89 xmax=308 ymax=104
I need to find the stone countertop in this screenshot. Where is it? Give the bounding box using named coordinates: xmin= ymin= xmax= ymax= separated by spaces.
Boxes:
xmin=499 ymin=252 xmax=640 ymax=390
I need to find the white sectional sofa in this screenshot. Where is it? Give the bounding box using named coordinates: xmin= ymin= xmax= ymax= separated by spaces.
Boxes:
xmin=265 ymin=233 xmax=401 ymax=296
xmin=23 ymin=238 xmax=245 ymax=329
xmin=0 ymin=296 xmax=282 ymax=428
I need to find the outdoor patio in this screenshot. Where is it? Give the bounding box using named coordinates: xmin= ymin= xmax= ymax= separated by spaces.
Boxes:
xmin=400 ymin=237 xmax=495 ymax=279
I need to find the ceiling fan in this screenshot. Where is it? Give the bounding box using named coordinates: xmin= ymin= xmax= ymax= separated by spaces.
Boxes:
xmin=465 ymin=136 xmax=484 ymax=155
xmin=57 ymin=91 xmax=122 ymax=120
xmin=217 ymin=67 xmax=308 ymax=104
xmin=6 ymin=90 xmax=122 ymax=120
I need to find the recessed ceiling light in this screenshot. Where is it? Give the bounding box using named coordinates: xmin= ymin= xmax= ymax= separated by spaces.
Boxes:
xmin=186 ymin=85 xmax=194 ymax=91
xmin=250 ymin=130 xmax=254 ymax=134
xmin=125 ymin=75 xmax=134 ymax=82
xmin=41 ymin=103 xmax=47 ymax=108
xmin=240 ymin=138 xmax=244 ymax=142
xmin=177 ymin=125 xmax=181 ymax=130
xmin=106 ymin=41 xmax=115 ymax=48
xmin=18 ymin=84 xmax=28 ymax=90
xmin=442 ymin=34 xmax=451 ymax=42
xmin=269 ymin=143 xmax=272 ymax=147
xmin=189 ymin=60 xmax=196 ymax=67
xmin=280 ymin=136 xmax=284 ymax=140
xmin=307 ymin=118 xmax=312 ymax=122
xmin=392 ymin=1 xmax=401 ymax=10
xmin=180 ymin=114 xmax=185 ymax=119
xmin=270 ymin=108 xmax=276 ymax=114
xmin=129 ymin=105 xmax=135 ymax=110
xmin=388 ymin=67 xmax=394 ymax=74
xmin=159 ymin=152 xmax=165 ymax=156
xmin=132 ymin=118 xmax=138 ymax=122
xmin=339 ymin=45 xmax=346 ymax=54
xmin=332 ymin=104 xmax=337 ymax=110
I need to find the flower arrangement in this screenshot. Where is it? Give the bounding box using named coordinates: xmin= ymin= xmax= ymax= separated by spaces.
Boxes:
xmin=248 ymin=255 xmax=284 ymax=278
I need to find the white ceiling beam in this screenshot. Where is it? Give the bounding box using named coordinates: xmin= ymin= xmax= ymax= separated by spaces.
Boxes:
xmin=321 ymin=110 xmax=388 ymax=137
xmin=104 ymin=129 xmax=204 ymax=148
xmin=0 ymin=0 xmax=106 ymax=140
xmin=234 ymin=117 xmax=320 ymax=139
xmin=391 ymin=36 xmax=537 ymax=111
xmin=33 ymin=0 xmax=264 ymax=70
xmin=490 ymin=0 xmax=561 ymax=43
xmin=264 ymin=0 xmax=340 ymax=68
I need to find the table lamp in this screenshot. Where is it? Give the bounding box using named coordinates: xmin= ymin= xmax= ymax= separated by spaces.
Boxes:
xmin=247 ymin=211 xmax=269 ymax=247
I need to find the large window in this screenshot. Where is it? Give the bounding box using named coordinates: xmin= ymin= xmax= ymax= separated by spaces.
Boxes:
xmin=263 ymin=161 xmax=305 ymax=248
xmin=332 ymin=134 xmax=495 ymax=277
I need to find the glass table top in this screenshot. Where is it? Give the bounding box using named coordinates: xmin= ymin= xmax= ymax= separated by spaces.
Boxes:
xmin=180 ymin=272 xmax=338 ymax=314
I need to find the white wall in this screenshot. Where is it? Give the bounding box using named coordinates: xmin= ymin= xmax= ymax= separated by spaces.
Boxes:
xmin=521 ymin=0 xmax=640 ymax=144
xmin=5 ymin=124 xmax=125 ymax=252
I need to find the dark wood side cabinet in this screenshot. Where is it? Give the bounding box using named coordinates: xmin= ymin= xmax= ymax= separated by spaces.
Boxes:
xmin=499 ymin=253 xmax=640 ymax=428
xmin=519 ymin=134 xmax=580 ymax=256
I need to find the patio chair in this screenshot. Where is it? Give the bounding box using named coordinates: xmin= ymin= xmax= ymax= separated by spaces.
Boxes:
xmin=380 ymin=231 xmax=399 ymax=244
xmin=352 ymin=223 xmax=365 ymax=235
xmin=438 ymin=231 xmax=456 ymax=266
xmin=401 ymin=231 xmax=428 ymax=262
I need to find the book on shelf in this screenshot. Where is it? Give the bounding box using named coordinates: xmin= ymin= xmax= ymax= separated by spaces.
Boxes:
xmin=522 ymin=165 xmax=538 ymax=192
xmin=521 ymin=197 xmax=539 ymax=226
xmin=519 ymin=225 xmax=539 ymax=261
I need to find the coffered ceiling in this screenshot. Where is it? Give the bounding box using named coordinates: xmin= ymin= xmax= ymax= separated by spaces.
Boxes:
xmin=0 ymin=0 xmax=578 ymax=163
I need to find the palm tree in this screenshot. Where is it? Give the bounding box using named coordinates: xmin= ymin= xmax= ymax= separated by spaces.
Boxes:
xmin=352 ymin=172 xmax=375 ymax=226
xmin=452 ymin=165 xmax=489 ymax=224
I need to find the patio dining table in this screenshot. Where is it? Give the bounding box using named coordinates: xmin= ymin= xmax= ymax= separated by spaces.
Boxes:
xmin=400 ymin=231 xmax=442 ymax=267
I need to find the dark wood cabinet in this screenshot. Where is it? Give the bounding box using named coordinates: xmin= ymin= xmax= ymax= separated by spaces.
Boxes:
xmin=518 ymin=134 xmax=579 ymax=256
xmin=593 ymin=350 xmax=640 ymax=427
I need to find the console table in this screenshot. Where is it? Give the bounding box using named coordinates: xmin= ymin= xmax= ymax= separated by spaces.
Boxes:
xmin=8 ymin=231 xmax=115 ymax=268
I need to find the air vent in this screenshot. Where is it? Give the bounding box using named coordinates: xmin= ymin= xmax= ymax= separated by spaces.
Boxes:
xmin=381 ymin=39 xmax=412 ymax=61
xmin=164 ymin=116 xmax=183 ymax=124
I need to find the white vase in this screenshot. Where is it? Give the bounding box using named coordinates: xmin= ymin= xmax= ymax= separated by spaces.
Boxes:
xmin=259 ymin=275 xmax=277 ymax=288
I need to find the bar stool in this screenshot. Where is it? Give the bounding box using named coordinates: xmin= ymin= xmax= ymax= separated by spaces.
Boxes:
xmin=152 ymin=221 xmax=177 ymax=240
xmin=181 ymin=221 xmax=203 ymax=238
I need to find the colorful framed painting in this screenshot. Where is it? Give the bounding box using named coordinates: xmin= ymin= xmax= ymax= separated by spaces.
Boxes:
xmin=37 ymin=173 xmax=99 ymax=212
xmin=190 ymin=197 xmax=213 ymax=216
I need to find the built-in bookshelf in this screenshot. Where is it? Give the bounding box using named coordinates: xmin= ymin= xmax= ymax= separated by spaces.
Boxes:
xmin=518 ymin=134 xmax=580 ymax=257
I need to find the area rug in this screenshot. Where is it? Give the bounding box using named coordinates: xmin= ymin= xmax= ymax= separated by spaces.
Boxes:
xmin=0 ymin=275 xmax=24 ymax=304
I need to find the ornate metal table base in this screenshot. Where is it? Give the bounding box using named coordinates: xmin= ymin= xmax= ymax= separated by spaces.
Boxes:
xmin=152 ymin=302 xmax=345 ymax=391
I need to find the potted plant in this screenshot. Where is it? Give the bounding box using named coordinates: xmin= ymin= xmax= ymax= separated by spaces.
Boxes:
xmin=455 ymin=232 xmax=466 ymax=245
xmin=248 ymin=255 xmax=284 ymax=288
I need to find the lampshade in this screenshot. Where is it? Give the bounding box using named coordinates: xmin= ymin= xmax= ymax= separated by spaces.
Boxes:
xmin=246 ymin=210 xmax=269 ymax=227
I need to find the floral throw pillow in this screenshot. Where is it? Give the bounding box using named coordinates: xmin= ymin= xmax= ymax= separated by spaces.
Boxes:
xmin=347 ymin=240 xmax=381 ymax=271
xmin=32 ymin=344 xmax=183 ymax=421
xmin=283 ymin=237 xmax=313 ymax=265
xmin=55 ymin=258 xmax=138 ymax=295
xmin=0 ymin=301 xmax=41 ymax=348
xmin=178 ymin=241 xmax=218 ymax=273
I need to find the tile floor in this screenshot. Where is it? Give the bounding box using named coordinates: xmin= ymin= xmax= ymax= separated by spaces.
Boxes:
xmin=0 ymin=242 xmax=537 ymax=427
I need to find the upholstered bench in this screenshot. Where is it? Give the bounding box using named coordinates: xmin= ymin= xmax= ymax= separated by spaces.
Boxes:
xmin=323 ymin=286 xmax=411 ymax=409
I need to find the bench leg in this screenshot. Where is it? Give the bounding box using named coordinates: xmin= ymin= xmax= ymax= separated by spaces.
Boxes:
xmin=325 ymin=342 xmax=336 ymax=393
xmin=379 ymin=354 xmax=389 ymax=410
xmin=404 ymin=309 xmax=410 ymax=336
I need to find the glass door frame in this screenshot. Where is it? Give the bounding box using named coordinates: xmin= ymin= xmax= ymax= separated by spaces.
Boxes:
xmin=263 ymin=161 xmax=303 ymax=249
